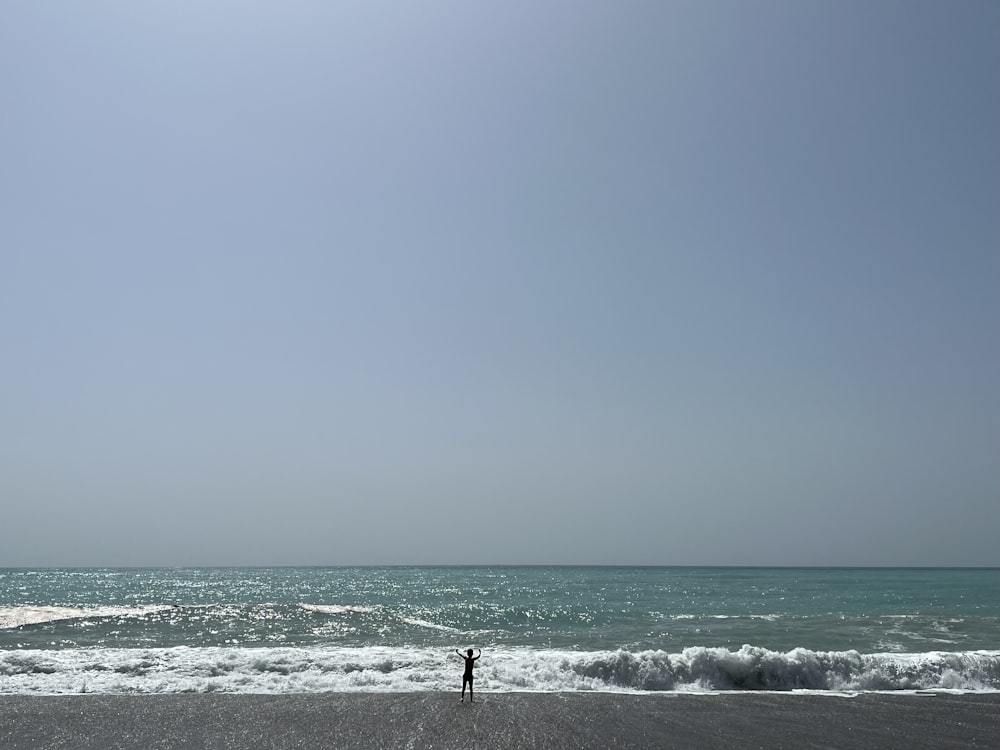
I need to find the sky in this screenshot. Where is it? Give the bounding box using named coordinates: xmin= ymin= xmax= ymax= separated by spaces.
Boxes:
xmin=2 ymin=1 xmax=998 ymax=567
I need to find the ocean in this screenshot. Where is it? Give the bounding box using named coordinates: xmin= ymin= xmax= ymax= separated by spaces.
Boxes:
xmin=1 ymin=567 xmax=997 ymax=694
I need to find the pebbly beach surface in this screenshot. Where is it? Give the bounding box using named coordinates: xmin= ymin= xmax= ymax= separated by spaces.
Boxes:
xmin=0 ymin=692 xmax=997 ymax=750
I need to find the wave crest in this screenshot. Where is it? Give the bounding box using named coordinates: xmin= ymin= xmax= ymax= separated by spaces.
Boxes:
xmin=1 ymin=645 xmax=996 ymax=694
xmin=566 ymin=646 xmax=1000 ymax=692
xmin=0 ymin=606 xmax=175 ymax=630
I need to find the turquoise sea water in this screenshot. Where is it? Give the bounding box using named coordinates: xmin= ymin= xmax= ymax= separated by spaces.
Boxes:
xmin=2 ymin=567 xmax=997 ymax=693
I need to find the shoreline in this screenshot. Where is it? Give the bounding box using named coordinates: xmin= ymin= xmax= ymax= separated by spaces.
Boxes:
xmin=1 ymin=692 xmax=997 ymax=749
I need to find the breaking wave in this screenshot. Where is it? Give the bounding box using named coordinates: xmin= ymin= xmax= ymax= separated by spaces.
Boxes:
xmin=298 ymin=604 xmax=374 ymax=616
xmin=1 ymin=645 xmax=997 ymax=695
xmin=558 ymin=645 xmax=1000 ymax=692
xmin=0 ymin=606 xmax=176 ymax=630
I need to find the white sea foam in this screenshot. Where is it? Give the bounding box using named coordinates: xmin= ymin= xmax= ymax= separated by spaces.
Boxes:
xmin=298 ymin=604 xmax=374 ymax=615
xmin=707 ymin=614 xmax=782 ymax=621
xmin=1 ymin=645 xmax=997 ymax=695
xmin=0 ymin=606 xmax=175 ymax=630
xmin=297 ymin=605 xmax=462 ymax=632
xmin=399 ymin=618 xmax=463 ymax=633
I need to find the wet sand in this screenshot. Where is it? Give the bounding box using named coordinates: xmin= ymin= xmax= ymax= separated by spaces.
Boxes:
xmin=0 ymin=692 xmax=996 ymax=749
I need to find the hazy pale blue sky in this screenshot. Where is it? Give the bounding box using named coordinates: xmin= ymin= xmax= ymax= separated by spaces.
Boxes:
xmin=3 ymin=1 xmax=998 ymax=566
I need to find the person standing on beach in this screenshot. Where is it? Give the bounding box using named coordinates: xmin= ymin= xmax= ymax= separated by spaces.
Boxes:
xmin=455 ymin=648 xmax=480 ymax=702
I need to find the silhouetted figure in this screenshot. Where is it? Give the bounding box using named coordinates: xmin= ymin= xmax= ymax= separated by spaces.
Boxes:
xmin=455 ymin=648 xmax=481 ymax=702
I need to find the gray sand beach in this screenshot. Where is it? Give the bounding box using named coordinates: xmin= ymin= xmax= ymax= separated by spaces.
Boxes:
xmin=0 ymin=692 xmax=996 ymax=750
